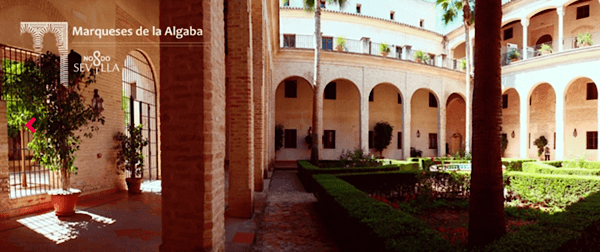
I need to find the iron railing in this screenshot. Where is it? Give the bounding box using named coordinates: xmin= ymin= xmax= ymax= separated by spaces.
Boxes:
xmin=1 ymin=44 xmax=60 ymax=198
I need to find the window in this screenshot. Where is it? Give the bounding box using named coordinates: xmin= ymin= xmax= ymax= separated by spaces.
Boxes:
xmin=283 ymin=34 xmax=296 ymax=48
xmin=398 ymin=132 xmax=402 ymax=149
xmin=284 ymin=129 xmax=297 ymax=148
xmin=324 ymin=82 xmax=336 ymax=100
xmin=390 ymin=11 xmax=395 ymax=20
xmin=398 ymin=93 xmax=402 ymax=104
xmin=284 ymin=80 xmax=297 ymax=98
xmin=429 ymin=93 xmax=437 ymax=107
xmin=587 ymin=83 xmax=598 ymax=100
xmin=428 ymin=53 xmax=436 ymax=65
xmin=369 ymin=90 xmax=374 ymax=102
xmin=369 ymin=131 xmax=374 ymax=148
xmin=322 ymin=36 xmax=333 ymax=50
xmin=429 ymin=133 xmax=438 ymax=149
xmin=577 ymin=5 xmax=590 ymax=19
xmin=504 ymin=28 xmax=513 ymax=40
xmin=419 ymin=19 xmax=424 ymax=28
xmin=396 ymin=46 xmax=402 ymax=59
xmin=502 ymin=94 xmax=508 ymax=108
xmin=587 ymin=131 xmax=598 ymax=149
xmin=324 ymin=130 xmax=335 ymax=149
xmin=356 ymin=4 xmax=361 ymax=13
xmin=320 ymin=1 xmax=325 ymax=9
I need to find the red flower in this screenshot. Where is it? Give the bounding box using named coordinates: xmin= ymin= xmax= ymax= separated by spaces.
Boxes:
xmin=438 ymin=227 xmax=445 ymax=232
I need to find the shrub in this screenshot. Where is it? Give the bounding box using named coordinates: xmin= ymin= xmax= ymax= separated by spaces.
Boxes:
xmin=539 ymin=44 xmax=553 ymax=53
xmin=339 ymin=149 xmax=380 ymax=167
xmin=533 ymin=136 xmax=548 ymax=157
xmin=540 ymin=160 xmax=563 ymax=167
xmin=459 ymin=58 xmax=466 ymax=70
xmin=508 ymin=50 xmax=520 ymax=60
xmin=410 ymin=147 xmax=422 ymax=157
xmin=414 ymin=50 xmax=430 ymax=63
xmin=373 ymin=122 xmax=393 ymax=157
xmin=501 ymin=158 xmax=536 ymax=171
xmin=336 ymin=36 xmax=346 ymax=50
xmin=380 ymin=43 xmax=391 ymax=54
xmin=523 ymin=162 xmax=600 ymax=176
xmin=577 ymin=32 xmax=594 ymax=46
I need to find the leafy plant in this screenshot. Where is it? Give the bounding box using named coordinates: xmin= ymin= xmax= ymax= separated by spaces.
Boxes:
xmin=114 ymin=124 xmax=149 ymax=179
xmin=410 ymin=147 xmax=422 ymax=157
xmin=275 ymin=124 xmax=284 ymax=151
xmin=336 ymin=36 xmax=346 ymax=50
xmin=502 ymin=135 xmax=508 ymax=154
xmin=509 ymin=50 xmax=520 ymax=60
xmin=379 ymin=43 xmax=391 ymax=54
xmin=577 ymin=32 xmax=594 ymax=46
xmin=339 ymin=149 xmax=380 ymax=167
xmin=533 ymin=136 xmax=548 ymax=157
xmin=305 ymin=127 xmax=312 ymax=149
xmin=414 ymin=50 xmax=430 ymax=63
xmin=373 ymin=122 xmax=393 ymax=157
xmin=3 ymin=52 xmax=105 ymax=191
xmin=539 ymin=44 xmax=553 ymax=53
xmin=459 ymin=58 xmax=467 ymax=70
xmin=122 ymin=90 xmax=130 ymax=126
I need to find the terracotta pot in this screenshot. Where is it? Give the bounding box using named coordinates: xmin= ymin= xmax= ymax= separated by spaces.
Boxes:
xmin=335 ymin=45 xmax=343 ymax=51
xmin=541 ymin=50 xmax=551 ymax=56
xmin=416 ymin=58 xmax=422 ymax=63
xmin=49 ymin=189 xmax=81 ymax=217
xmin=126 ymin=177 xmax=143 ymax=194
xmin=510 ymin=58 xmax=518 ymax=62
xmin=580 ymin=42 xmax=590 ymax=47
xmin=381 ymin=52 xmax=389 ymax=57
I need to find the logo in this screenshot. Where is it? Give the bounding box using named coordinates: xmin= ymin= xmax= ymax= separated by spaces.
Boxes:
xmin=75 ymin=51 xmax=120 ymax=72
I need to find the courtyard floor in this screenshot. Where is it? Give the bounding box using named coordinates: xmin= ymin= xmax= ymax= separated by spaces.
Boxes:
xmin=0 ymin=170 xmax=335 ymax=252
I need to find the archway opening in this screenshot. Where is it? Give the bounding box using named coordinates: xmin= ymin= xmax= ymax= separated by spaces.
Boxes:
xmin=411 ymin=89 xmax=439 ymax=157
xmin=501 ymin=88 xmax=521 ymax=158
xmin=528 ymin=83 xmax=555 ymax=160
xmin=565 ymin=78 xmax=598 ymax=160
xmin=446 ymin=93 xmax=465 ymax=156
xmin=368 ymin=83 xmax=403 ymax=159
xmin=322 ymin=79 xmax=360 ymax=159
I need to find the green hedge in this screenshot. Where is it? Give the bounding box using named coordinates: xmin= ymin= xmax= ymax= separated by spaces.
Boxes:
xmin=483 ymin=192 xmax=600 ymax=252
xmin=563 ymin=160 xmax=600 ymax=169
xmin=504 ymin=171 xmax=600 ymax=209
xmin=313 ymin=174 xmax=455 ymax=252
xmin=297 ymin=160 xmax=418 ymax=192
xmin=523 ymin=162 xmax=600 ymax=176
xmin=501 ymin=158 xmax=537 ymax=171
xmin=540 ymin=160 xmax=563 ymax=167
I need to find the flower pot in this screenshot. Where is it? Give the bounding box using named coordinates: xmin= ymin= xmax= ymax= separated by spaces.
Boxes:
xmin=510 ymin=58 xmax=518 ymax=62
xmin=541 ymin=50 xmax=551 ymax=56
xmin=335 ymin=45 xmax=343 ymax=51
xmin=49 ymin=189 xmax=81 ymax=217
xmin=126 ymin=177 xmax=143 ymax=194
xmin=416 ymin=58 xmax=422 ymax=63
xmin=381 ymin=52 xmax=389 ymax=57
xmin=580 ymin=42 xmax=590 ymax=47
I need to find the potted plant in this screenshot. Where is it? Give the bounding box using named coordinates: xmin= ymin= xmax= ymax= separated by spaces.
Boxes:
xmin=533 ymin=136 xmax=548 ymax=161
xmin=501 ymin=136 xmax=508 ymax=156
xmin=414 ymin=50 xmax=430 ymax=64
xmin=373 ymin=122 xmax=393 ymax=158
xmin=577 ymin=32 xmax=594 ymax=47
xmin=335 ymin=37 xmax=346 ymax=51
xmin=508 ymin=50 xmax=520 ymax=62
xmin=3 ymin=52 xmax=105 ymax=216
xmin=459 ymin=58 xmax=467 ymax=71
xmin=275 ymin=124 xmax=284 ymax=153
xmin=379 ymin=43 xmax=391 ymax=57
xmin=539 ymin=44 xmax=553 ymax=56
xmin=114 ymin=124 xmax=149 ymax=194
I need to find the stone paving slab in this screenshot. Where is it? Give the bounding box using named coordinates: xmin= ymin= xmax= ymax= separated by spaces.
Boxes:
xmin=252 ymin=170 xmax=339 ymax=252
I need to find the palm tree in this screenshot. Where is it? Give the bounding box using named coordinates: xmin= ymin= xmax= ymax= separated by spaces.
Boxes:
xmin=468 ymin=0 xmax=506 ymax=248
xmin=437 ymin=0 xmax=474 ymax=153
xmin=303 ymin=0 xmax=348 ymax=165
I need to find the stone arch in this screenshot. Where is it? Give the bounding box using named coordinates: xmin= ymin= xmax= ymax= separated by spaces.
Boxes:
xmin=322 ymin=78 xmax=361 ymax=159
xmin=501 ymin=18 xmax=522 ymax=28
xmin=368 ymin=83 xmax=404 ymax=159
xmin=564 ymin=76 xmax=598 ymax=160
xmin=411 ymin=88 xmax=440 ymax=157
xmin=526 ymin=6 xmax=557 ymax=20
xmin=502 ymin=87 xmax=521 ymax=158
xmin=535 ymin=34 xmax=553 ymax=45
xmin=445 ymin=93 xmax=466 ymax=155
xmin=527 ymin=82 xmax=556 ymax=160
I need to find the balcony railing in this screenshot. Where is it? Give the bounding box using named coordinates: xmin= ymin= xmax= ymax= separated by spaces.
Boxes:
xmin=281 ymin=34 xmax=462 ymax=71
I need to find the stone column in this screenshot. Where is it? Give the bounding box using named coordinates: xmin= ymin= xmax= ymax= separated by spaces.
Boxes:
xmin=557 ymin=6 xmax=564 ymax=52
xmin=359 ymin=89 xmax=369 ymax=152
xmin=227 ymin=0 xmax=255 ymax=219
xmin=521 ymin=19 xmax=529 ymax=60
xmin=520 ymin=92 xmax=528 ymax=158
xmin=439 ymin=99 xmax=447 ymax=157
xmin=252 ymin=0 xmax=264 ymax=191
xmin=555 ymin=88 xmax=565 ymax=160
xmin=159 ymin=0 xmax=226 ymax=251
xmin=403 ymin=94 xmax=412 ymax=159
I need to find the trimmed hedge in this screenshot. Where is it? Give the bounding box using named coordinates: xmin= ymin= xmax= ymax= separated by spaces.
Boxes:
xmin=313 ymin=174 xmax=455 ymax=252
xmin=504 ymin=171 xmax=600 ymax=209
xmin=523 ymin=162 xmax=600 ymax=176
xmin=297 ymin=160 xmax=418 ymax=192
xmin=483 ymin=192 xmax=600 ymax=252
xmin=501 ymin=158 xmax=536 ymax=171
xmin=563 ymin=160 xmax=600 ymax=169
xmin=540 ymin=160 xmax=563 ymax=167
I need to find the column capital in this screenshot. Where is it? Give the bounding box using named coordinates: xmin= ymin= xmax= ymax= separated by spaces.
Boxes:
xmin=556 ymin=6 xmax=564 ymax=16
xmin=521 ymin=18 xmax=529 ymax=27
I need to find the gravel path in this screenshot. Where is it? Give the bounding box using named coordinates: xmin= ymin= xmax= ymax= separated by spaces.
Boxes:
xmin=252 ymin=170 xmax=339 ymax=252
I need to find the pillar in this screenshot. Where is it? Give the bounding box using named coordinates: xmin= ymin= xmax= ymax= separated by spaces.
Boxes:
xmin=521 ymin=19 xmax=529 ymax=60
xmin=0 ymin=101 xmax=9 ymax=210
xmin=519 ymin=91 xmax=528 ymax=158
xmin=439 ymin=99 xmax=447 ymax=157
xmin=403 ymin=94 xmax=412 ymax=159
xmin=557 ymin=6 xmax=564 ymax=52
xmin=555 ymin=88 xmax=565 ymax=160
xmin=159 ymin=0 xmax=226 ymax=251
xmin=226 ymin=0 xmax=255 ymax=218
xmin=359 ymin=87 xmax=369 ymax=152
xmin=597 ymin=85 xmax=600 ymax=161
xmin=252 ymin=0 xmax=264 ymax=191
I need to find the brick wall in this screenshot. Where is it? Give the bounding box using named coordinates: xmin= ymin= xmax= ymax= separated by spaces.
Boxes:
xmin=252 ymin=0 xmax=264 ymax=191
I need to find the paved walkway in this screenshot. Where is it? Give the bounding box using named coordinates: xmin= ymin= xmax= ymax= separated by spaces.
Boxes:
xmin=252 ymin=170 xmax=339 ymax=252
